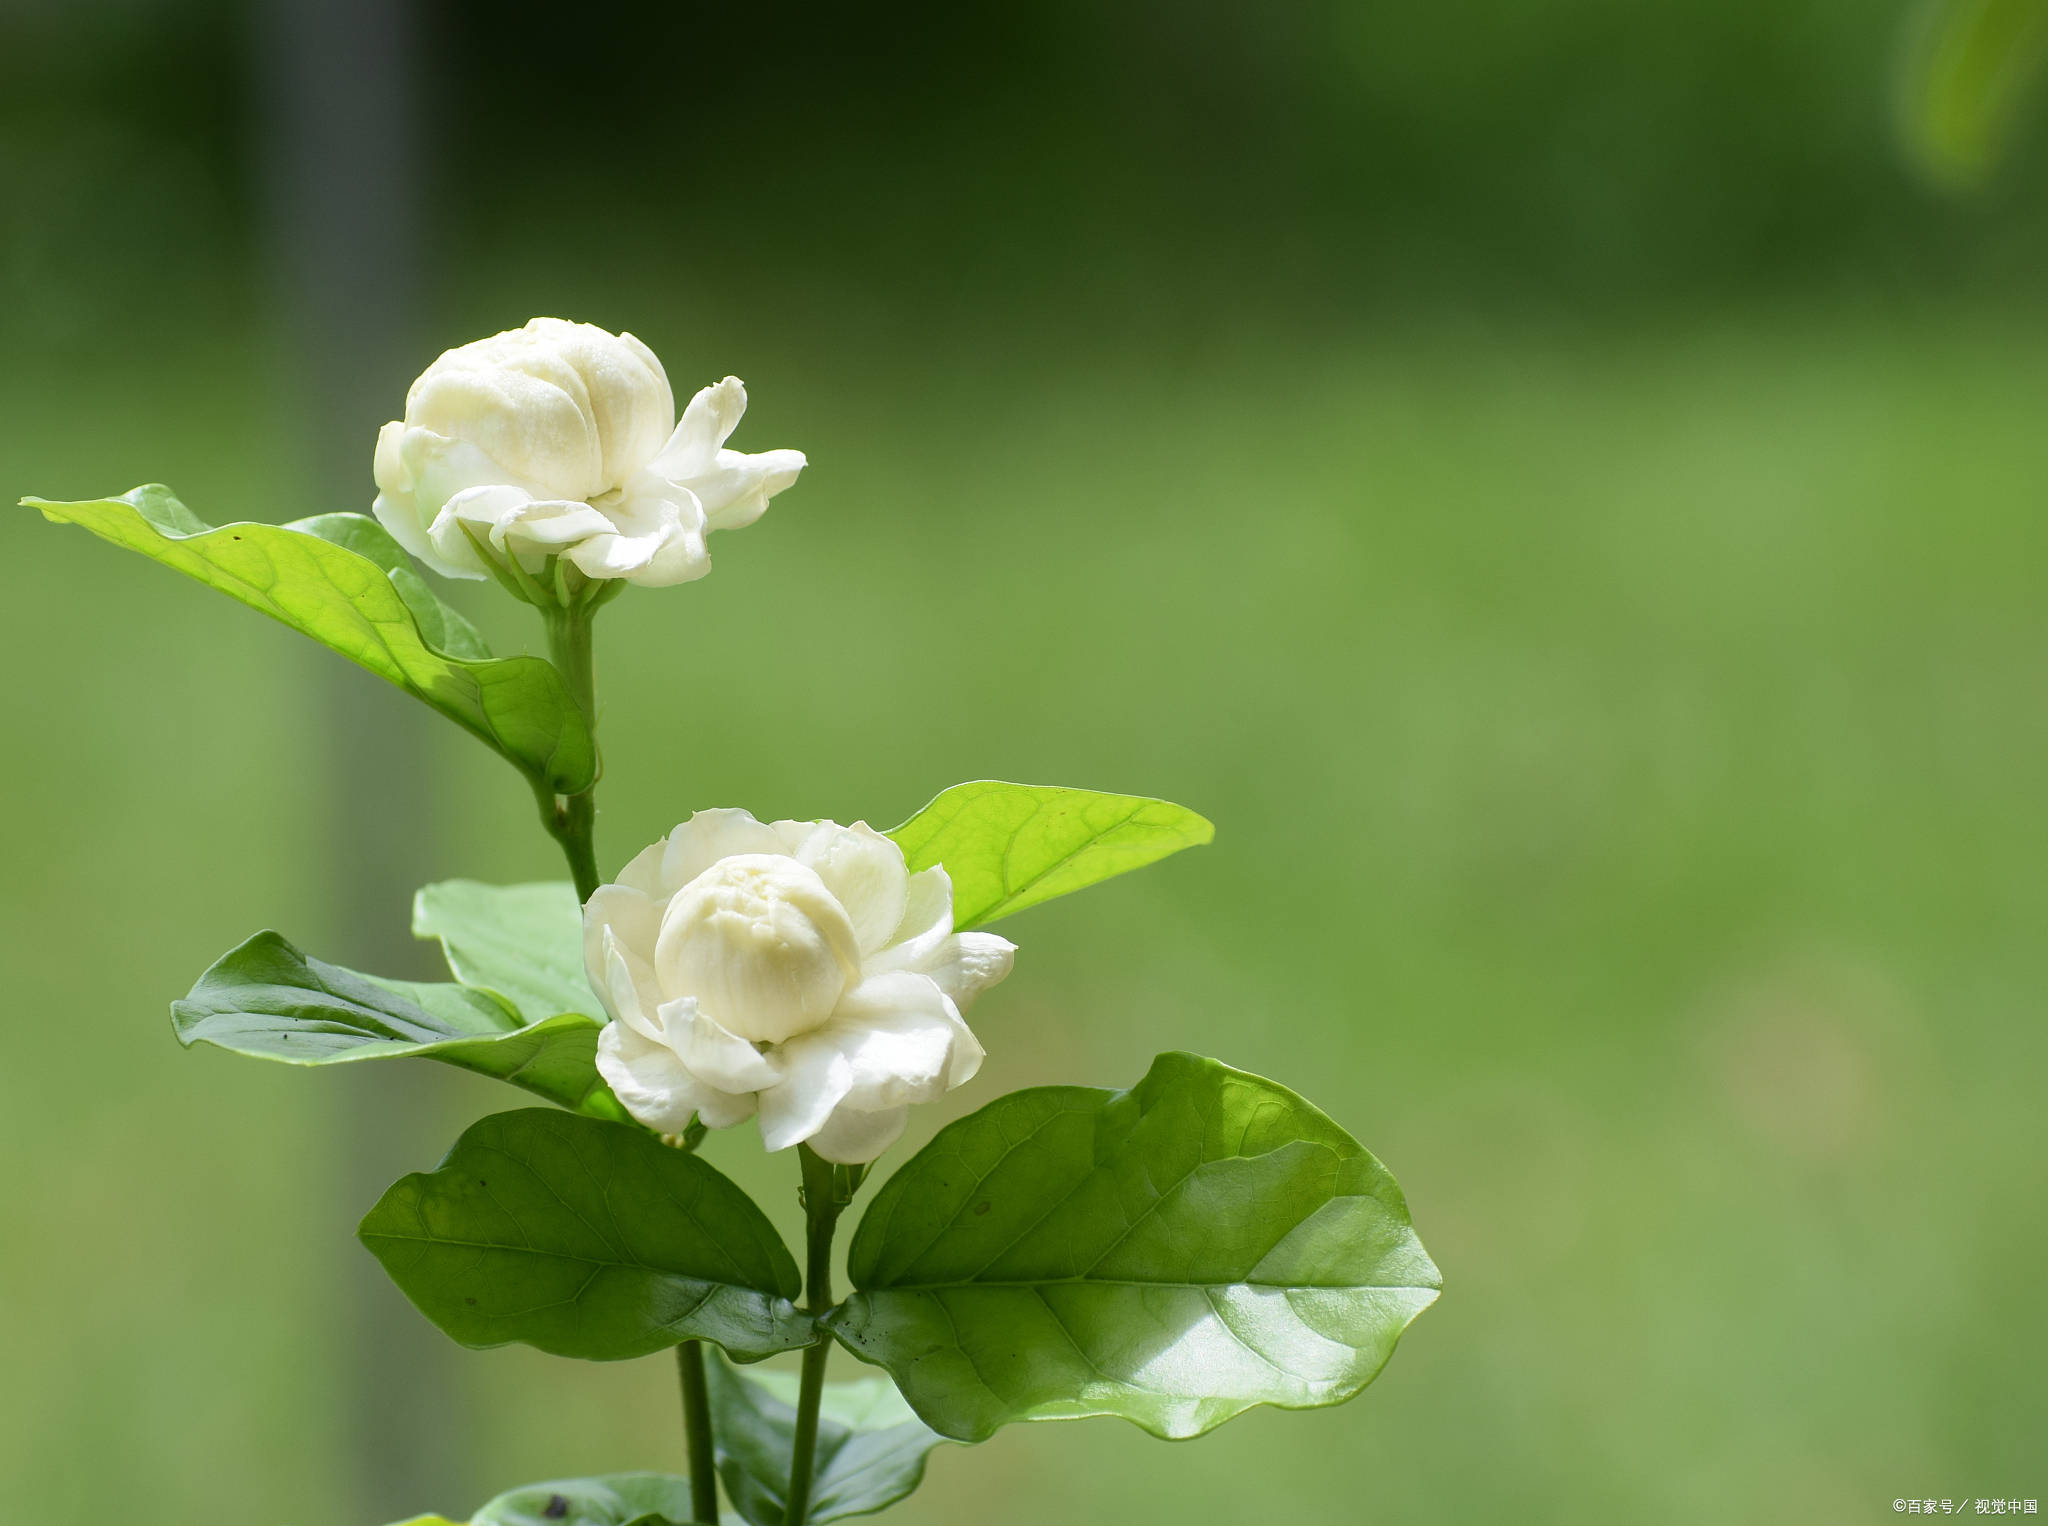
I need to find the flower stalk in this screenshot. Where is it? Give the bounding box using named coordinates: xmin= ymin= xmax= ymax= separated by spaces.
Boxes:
xmin=784 ymin=1146 xmax=864 ymax=1526
xmin=538 ymin=599 xmax=602 ymax=902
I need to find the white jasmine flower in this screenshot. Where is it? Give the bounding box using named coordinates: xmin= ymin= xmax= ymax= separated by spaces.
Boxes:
xmin=586 ymin=810 xmax=1014 ymax=1163
xmin=372 ymin=317 xmax=804 ymax=589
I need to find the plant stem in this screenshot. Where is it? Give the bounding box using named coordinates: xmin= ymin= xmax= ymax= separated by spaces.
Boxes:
xmin=535 ymin=589 xmax=721 ymax=1513
xmin=783 ymin=1147 xmax=860 ymax=1526
xmin=538 ymin=602 xmax=601 ymax=902
xmin=536 ymin=592 xmax=720 ymax=1517
xmin=677 ymin=1340 xmax=720 ymax=1525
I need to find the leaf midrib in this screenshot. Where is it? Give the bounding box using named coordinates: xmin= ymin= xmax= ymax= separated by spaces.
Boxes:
xmin=850 ymin=1275 xmax=1438 ymax=1293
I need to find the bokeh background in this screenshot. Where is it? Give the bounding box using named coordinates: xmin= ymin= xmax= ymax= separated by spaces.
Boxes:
xmin=4 ymin=0 xmax=2047 ymax=1521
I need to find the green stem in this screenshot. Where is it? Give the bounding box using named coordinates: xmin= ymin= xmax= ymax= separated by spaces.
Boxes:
xmin=677 ymin=1341 xmax=720 ymax=1525
xmin=538 ymin=602 xmax=601 ymax=902
xmin=537 ymin=589 xmax=726 ymax=1517
xmin=535 ymin=587 xmax=720 ymax=1514
xmin=783 ymin=1148 xmax=861 ymax=1526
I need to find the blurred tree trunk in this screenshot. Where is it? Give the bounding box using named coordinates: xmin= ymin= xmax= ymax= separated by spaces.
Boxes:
xmin=253 ymin=0 xmax=467 ymax=1519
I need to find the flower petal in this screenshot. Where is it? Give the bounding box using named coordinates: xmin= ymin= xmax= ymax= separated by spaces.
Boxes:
xmin=778 ymin=820 xmax=908 ymax=956
xmin=613 ymin=838 xmax=670 ymax=899
xmin=805 ymin=1103 xmax=910 ymax=1164
xmin=755 ymin=1033 xmax=854 ymax=1153
xmin=648 ymin=377 xmax=806 ymax=533
xmin=485 ymin=498 xmax=618 ymax=550
xmin=913 ymin=931 xmax=1017 ymax=1012
xmin=655 ymin=996 xmax=783 ymax=1094
xmin=692 ymin=448 xmax=808 ymax=534
xmin=659 ymin=376 xmax=748 ymax=470
xmin=583 ymin=884 xmax=662 ymax=1010
xmin=871 ymin=866 xmax=955 ymax=970
xmin=409 ymin=348 xmax=606 ymax=501
xmin=426 ymin=483 xmax=540 ymax=571
xmin=371 ymin=422 xmax=488 ymax=578
xmin=600 ymin=931 xmax=666 ymax=1043
xmin=659 ymin=808 xmax=786 ymax=893
xmin=824 ymin=971 xmax=973 ymax=1109
xmin=597 ymin=1019 xmax=754 ymax=1135
xmin=566 ymin=484 xmax=710 ymax=587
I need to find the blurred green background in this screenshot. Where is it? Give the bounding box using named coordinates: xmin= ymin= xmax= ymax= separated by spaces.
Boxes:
xmin=4 ymin=0 xmax=2048 ymax=1522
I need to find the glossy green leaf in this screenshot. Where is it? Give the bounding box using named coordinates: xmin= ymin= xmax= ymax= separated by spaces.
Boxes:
xmin=21 ymin=486 xmax=594 ymax=794
xmin=707 ymin=1352 xmax=945 ymax=1525
xmin=171 ymin=931 xmax=623 ymax=1120
xmin=886 ymin=781 xmax=1213 ymax=929
xmin=1901 ymin=0 xmax=2048 ymax=184
xmin=413 ymin=879 xmax=600 ymax=1020
xmin=361 ymin=1109 xmax=813 ymax=1362
xmin=470 ymin=1472 xmax=697 ymax=1526
xmin=825 ymin=1052 xmax=1440 ymax=1442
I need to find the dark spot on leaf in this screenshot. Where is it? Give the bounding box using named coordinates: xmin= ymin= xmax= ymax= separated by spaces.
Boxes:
xmin=464 ymin=1296 xmax=478 ymax=1305
xmin=974 ymin=1200 xmax=992 ymax=1215
xmin=544 ymin=1494 xmax=570 ymax=1518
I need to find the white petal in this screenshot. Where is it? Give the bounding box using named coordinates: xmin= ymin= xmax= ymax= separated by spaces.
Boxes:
xmin=660 ymin=808 xmax=786 ymax=892
xmin=397 ymin=427 xmax=547 ymax=506
xmin=612 ymin=838 xmax=671 ymax=899
xmin=692 ymin=448 xmax=808 ymax=534
xmin=597 ymin=1019 xmax=753 ymax=1135
xmin=755 ymin=1033 xmax=854 ymax=1152
xmin=560 ymin=530 xmax=653 ymax=579
xmin=618 ymin=528 xmax=712 ymax=588
xmin=409 ymin=351 xmax=605 ymax=501
xmin=805 ymin=1103 xmax=910 ymax=1164
xmin=824 ymin=972 xmax=970 ymax=1109
xmin=870 ymin=867 xmax=956 ymax=971
xmin=426 ymin=483 xmax=539 ymax=571
xmin=405 ymin=319 xmax=675 ymax=502
xmin=654 ymin=376 xmax=748 ymax=474
xmin=647 ymin=377 xmax=805 ymax=534
xmin=777 ymin=820 xmax=908 ymax=956
xmin=655 ymin=996 xmax=783 ymax=1094
xmin=566 ymin=481 xmax=710 ymax=586
xmin=484 ymin=497 xmax=617 ymax=550
xmin=583 ymin=885 xmax=662 ymax=1009
xmin=601 ymin=933 xmax=665 ymax=1043
xmin=694 ymin=1084 xmax=761 ymax=1130
xmin=913 ymin=931 xmax=1017 ymax=1012
xmin=942 ymin=1000 xmax=985 ymax=1089
xmin=371 ymin=422 xmax=486 ymax=579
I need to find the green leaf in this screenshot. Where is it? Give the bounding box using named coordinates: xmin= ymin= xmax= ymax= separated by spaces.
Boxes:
xmin=21 ymin=486 xmax=594 ymax=794
xmin=886 ymin=781 xmax=1213 ymax=929
xmin=824 ymin=1052 xmax=1440 ymax=1443
xmin=469 ymin=1473 xmax=697 ymax=1526
xmin=172 ymin=931 xmax=624 ymax=1120
xmin=360 ymin=1109 xmax=814 ymax=1362
xmin=1901 ymin=0 xmax=2048 ymax=184
xmin=291 ymin=510 xmax=492 ymax=660
xmin=413 ymin=879 xmax=600 ymax=1021
xmin=707 ymin=1352 xmax=945 ymax=1525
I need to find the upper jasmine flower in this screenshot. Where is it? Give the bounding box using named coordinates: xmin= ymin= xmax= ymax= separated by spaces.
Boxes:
xmin=372 ymin=317 xmax=805 ymax=589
